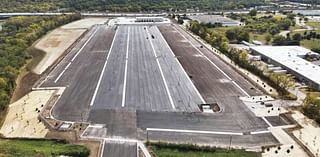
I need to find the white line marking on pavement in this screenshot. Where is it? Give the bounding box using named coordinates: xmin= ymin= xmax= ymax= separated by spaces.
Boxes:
xmin=90 ymin=26 xmax=119 ymax=107
xmin=146 ymin=28 xmax=176 ymax=110
xmin=137 ymin=142 xmax=152 ymax=157
xmin=54 ymin=62 xmax=71 ymax=83
xmin=54 ymin=27 xmax=99 ymax=83
xmin=71 ymin=27 xmax=99 ymax=62
xmin=232 ymin=81 xmax=250 ymax=97
xmin=173 ymin=26 xmax=251 ymax=97
xmin=156 ymin=27 xmax=206 ymax=104
xmin=250 ymin=130 xmax=271 ymax=135
xmin=262 ymin=116 xmax=273 ymax=127
xmin=121 ymin=27 xmax=130 ymax=108
xmin=104 ymin=137 xmax=138 ymax=143
xmin=146 ymin=128 xmax=243 ymax=136
xmin=100 ymin=139 xmax=106 ymax=157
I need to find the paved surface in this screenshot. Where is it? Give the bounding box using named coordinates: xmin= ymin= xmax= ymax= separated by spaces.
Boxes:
xmin=41 ymin=25 xmax=116 ymax=121
xmin=40 ymin=23 xmax=280 ymax=154
xmin=89 ymin=109 xmax=137 ymax=138
xmin=90 ymin=25 xmax=203 ymax=112
xmin=159 ymin=24 xmax=262 ymax=100
xmin=103 ymin=142 xmax=137 ymax=157
xmin=146 ymin=132 xmax=277 ymax=148
xmin=265 ymin=115 xmax=292 ymax=127
xmin=137 ymin=108 xmax=268 ymax=133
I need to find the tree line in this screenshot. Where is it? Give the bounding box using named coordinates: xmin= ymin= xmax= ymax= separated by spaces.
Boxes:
xmin=288 ymin=0 xmax=320 ymax=5
xmin=0 ymin=14 xmax=81 ymax=114
xmin=303 ymin=94 xmax=320 ymax=124
xmin=188 ymin=20 xmax=295 ymax=98
xmin=0 ymin=0 xmax=268 ymax=12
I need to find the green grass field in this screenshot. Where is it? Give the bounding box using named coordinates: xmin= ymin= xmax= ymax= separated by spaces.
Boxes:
xmin=152 ymin=148 xmax=259 ymax=157
xmin=250 ymin=32 xmax=269 ymax=43
xmin=208 ymin=26 xmax=237 ymax=34
xmin=0 ymin=139 xmax=90 ymax=157
xmin=306 ymin=22 xmax=320 ymax=30
xmin=150 ymin=143 xmax=259 ymax=157
xmin=301 ymin=39 xmax=320 ymax=52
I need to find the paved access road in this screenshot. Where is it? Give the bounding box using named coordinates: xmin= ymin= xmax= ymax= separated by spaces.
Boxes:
xmin=103 ymin=142 xmax=137 ymax=157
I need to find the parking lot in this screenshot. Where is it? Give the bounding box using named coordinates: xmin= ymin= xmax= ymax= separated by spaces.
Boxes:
xmin=39 ymin=20 xmax=281 ymax=151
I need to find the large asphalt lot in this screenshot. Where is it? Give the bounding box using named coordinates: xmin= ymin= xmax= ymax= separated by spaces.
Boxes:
xmin=41 ymin=25 xmax=116 ymax=121
xmin=41 ymin=23 xmax=280 ymax=149
xmin=157 ymin=24 xmax=267 ymax=128
xmin=90 ymin=25 xmax=203 ymax=112
xmin=158 ymin=24 xmax=262 ymax=100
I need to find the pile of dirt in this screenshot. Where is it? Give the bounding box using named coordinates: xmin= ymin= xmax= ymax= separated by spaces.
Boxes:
xmin=10 ymin=71 xmax=40 ymax=103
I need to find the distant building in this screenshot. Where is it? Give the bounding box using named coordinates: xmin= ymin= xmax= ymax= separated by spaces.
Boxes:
xmin=135 ymin=17 xmax=164 ymax=22
xmin=293 ymin=10 xmax=320 ymax=16
xmin=307 ymin=16 xmax=320 ymax=22
xmin=188 ymin=15 xmax=244 ymax=27
xmin=250 ymin=46 xmax=320 ymax=90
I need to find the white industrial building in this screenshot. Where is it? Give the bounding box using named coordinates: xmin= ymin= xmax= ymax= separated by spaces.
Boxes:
xmin=135 ymin=17 xmax=164 ymax=22
xmin=188 ymin=15 xmax=244 ymax=27
xmin=250 ymin=46 xmax=320 ymax=90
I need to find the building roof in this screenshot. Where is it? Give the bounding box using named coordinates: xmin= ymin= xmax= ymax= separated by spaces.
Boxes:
xmin=251 ymin=46 xmax=320 ymax=85
xmin=293 ymin=10 xmax=320 ymax=16
xmin=229 ymin=44 xmax=250 ymax=50
xmin=188 ymin=15 xmax=240 ymax=25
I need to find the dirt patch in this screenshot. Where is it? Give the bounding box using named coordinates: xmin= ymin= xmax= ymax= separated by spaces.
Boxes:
xmin=10 ymin=71 xmax=40 ymax=103
xmin=33 ymin=28 xmax=85 ymax=75
xmin=0 ymin=90 xmax=56 ymax=138
xmin=10 ymin=47 xmax=45 ymax=104
xmin=31 ymin=18 xmax=109 ymax=75
xmin=0 ymin=108 xmax=8 ymax=132
xmin=62 ymin=18 xmax=108 ymax=29
xmin=46 ymin=130 xmax=78 ymax=142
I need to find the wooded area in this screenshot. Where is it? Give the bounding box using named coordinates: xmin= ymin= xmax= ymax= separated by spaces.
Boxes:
xmin=188 ymin=20 xmax=295 ymax=98
xmin=288 ymin=0 xmax=319 ymax=5
xmin=0 ymin=0 xmax=267 ymax=12
xmin=0 ymin=14 xmax=81 ymax=117
xmin=303 ymin=94 xmax=320 ymax=124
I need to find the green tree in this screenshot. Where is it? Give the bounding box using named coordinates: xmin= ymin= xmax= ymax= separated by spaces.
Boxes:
xmin=272 ymin=35 xmax=286 ymax=45
xmin=225 ymin=28 xmax=249 ymax=42
xmin=278 ymin=19 xmax=293 ymax=30
xmin=270 ymin=73 xmax=294 ymax=90
xmin=265 ymin=34 xmax=272 ymax=44
xmin=239 ymin=51 xmax=248 ymax=61
xmin=292 ymin=33 xmax=302 ymax=41
xmin=249 ymin=9 xmax=257 ymax=16
xmin=287 ymin=13 xmax=295 ymax=20
xmin=237 ymin=29 xmax=250 ymax=42
xmin=268 ymin=25 xmax=280 ymax=36
xmin=225 ymin=29 xmax=237 ymax=41
xmin=0 ymin=77 xmax=7 ymax=89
